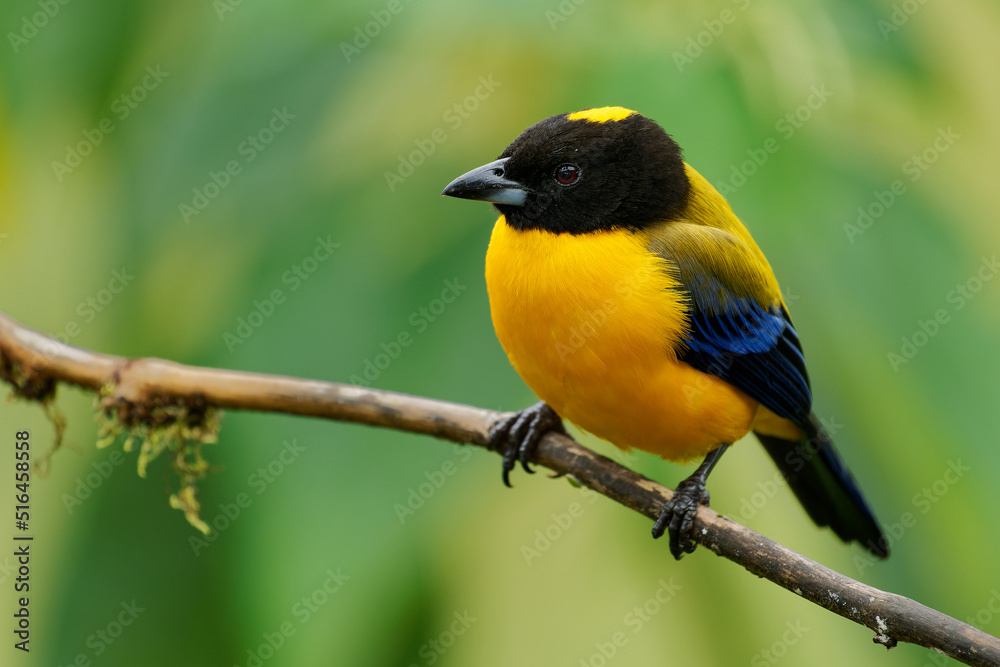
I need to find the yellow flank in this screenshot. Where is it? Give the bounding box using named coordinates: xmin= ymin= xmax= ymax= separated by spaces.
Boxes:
xmin=485 ymin=217 xmax=763 ymax=462
xmin=753 ymin=406 xmax=804 ymax=441
xmin=566 ymin=106 xmax=636 ymax=123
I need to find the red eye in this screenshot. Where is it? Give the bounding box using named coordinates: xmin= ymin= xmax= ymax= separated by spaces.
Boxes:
xmin=555 ymin=163 xmax=580 ymax=185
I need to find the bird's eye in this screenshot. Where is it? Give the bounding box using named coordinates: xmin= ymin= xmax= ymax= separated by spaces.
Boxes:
xmin=554 ymin=163 xmax=581 ymax=186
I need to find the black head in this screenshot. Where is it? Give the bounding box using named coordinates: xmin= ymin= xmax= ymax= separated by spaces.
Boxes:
xmin=442 ymin=107 xmax=690 ymax=234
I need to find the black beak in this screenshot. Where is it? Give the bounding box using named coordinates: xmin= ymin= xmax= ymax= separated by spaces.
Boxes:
xmin=441 ymin=158 xmax=527 ymax=206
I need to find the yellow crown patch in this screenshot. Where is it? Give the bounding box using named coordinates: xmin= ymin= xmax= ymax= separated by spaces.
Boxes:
xmin=566 ymin=106 xmax=636 ymax=123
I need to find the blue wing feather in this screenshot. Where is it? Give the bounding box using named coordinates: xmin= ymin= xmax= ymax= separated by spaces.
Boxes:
xmin=679 ymin=297 xmax=812 ymax=424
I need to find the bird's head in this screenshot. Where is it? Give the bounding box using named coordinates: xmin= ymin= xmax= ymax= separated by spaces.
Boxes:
xmin=442 ymin=106 xmax=690 ymax=234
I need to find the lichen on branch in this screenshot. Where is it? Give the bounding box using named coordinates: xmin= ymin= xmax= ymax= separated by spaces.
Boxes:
xmin=95 ymin=383 xmax=222 ymax=533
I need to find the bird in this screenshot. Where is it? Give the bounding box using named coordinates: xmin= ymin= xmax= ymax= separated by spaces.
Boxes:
xmin=441 ymin=106 xmax=887 ymax=560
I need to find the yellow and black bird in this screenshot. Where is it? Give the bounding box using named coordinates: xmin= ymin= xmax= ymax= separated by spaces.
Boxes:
xmin=442 ymin=106 xmax=887 ymax=560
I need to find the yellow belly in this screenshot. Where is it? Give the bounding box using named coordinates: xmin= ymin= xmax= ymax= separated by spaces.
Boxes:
xmin=485 ymin=217 xmax=760 ymax=462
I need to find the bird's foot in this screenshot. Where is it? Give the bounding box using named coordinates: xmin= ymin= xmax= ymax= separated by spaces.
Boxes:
xmin=652 ymin=477 xmax=711 ymax=560
xmin=489 ymin=401 xmax=566 ymax=487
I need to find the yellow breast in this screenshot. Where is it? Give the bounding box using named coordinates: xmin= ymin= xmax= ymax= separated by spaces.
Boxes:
xmin=485 ymin=217 xmax=760 ymax=462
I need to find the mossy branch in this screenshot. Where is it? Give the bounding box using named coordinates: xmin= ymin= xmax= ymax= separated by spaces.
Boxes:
xmin=1 ymin=310 xmax=998 ymax=665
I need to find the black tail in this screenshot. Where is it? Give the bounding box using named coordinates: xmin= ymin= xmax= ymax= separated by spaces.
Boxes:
xmin=755 ymin=413 xmax=888 ymax=558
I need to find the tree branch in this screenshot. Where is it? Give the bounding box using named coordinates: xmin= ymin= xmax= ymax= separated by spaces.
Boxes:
xmin=2 ymin=310 xmax=997 ymax=665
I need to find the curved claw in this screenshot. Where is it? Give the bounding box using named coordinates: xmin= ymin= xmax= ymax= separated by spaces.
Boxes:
xmin=652 ymin=480 xmax=711 ymax=560
xmin=489 ymin=402 xmax=565 ymax=487
xmin=651 ymin=444 xmax=728 ymax=560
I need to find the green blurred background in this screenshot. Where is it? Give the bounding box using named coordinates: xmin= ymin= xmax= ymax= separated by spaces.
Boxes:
xmin=1 ymin=0 xmax=998 ymax=665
